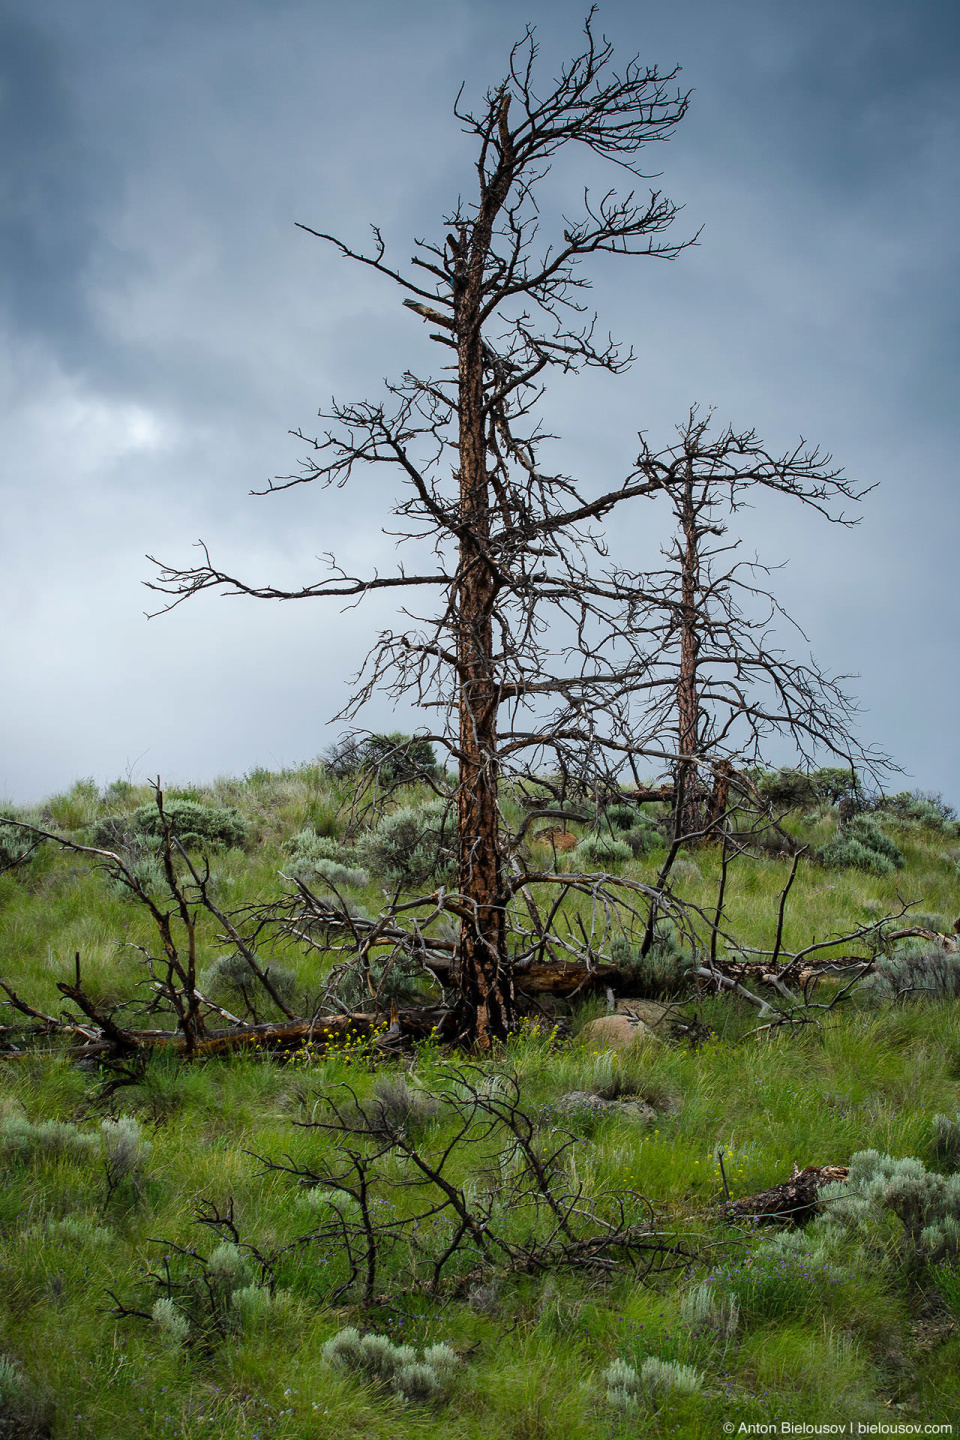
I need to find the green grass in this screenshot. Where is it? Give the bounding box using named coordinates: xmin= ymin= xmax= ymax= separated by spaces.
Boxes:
xmin=1 ymin=769 xmax=959 ymax=1434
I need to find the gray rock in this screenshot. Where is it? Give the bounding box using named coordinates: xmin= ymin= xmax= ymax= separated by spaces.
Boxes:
xmin=550 ymin=1091 xmax=657 ymax=1126
xmin=551 ymin=1090 xmax=615 ymax=1119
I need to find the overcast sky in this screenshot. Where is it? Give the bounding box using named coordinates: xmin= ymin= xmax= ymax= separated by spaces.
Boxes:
xmin=1 ymin=0 xmax=957 ymax=805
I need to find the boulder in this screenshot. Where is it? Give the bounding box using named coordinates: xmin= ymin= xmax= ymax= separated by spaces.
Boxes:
xmin=578 ymin=1015 xmax=659 ymax=1052
xmin=551 ymin=1090 xmax=613 ymax=1120
xmin=614 ymin=999 xmax=672 ymax=1030
xmin=549 ymin=1090 xmax=657 ymax=1127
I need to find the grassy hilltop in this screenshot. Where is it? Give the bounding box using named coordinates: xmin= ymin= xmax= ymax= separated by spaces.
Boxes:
xmin=1 ymin=765 xmax=960 ymax=1437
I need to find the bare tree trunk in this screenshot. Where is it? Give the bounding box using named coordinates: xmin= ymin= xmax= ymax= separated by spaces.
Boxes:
xmin=453 ymin=118 xmax=514 ymax=1044
xmin=707 ymin=759 xmax=733 ymax=832
xmin=674 ymin=467 xmax=704 ymax=842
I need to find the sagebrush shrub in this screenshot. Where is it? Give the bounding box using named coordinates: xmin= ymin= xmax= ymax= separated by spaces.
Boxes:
xmin=321 ymin=1326 xmax=459 ymax=1403
xmin=152 ymin=1297 xmax=190 ymax=1348
xmin=818 ymin=815 xmax=904 ymax=875
xmin=0 ymin=809 xmax=36 ymax=871
xmin=331 ymin=953 xmax=427 ymax=1011
xmin=818 ymin=1149 xmax=960 ymax=1261
xmin=861 ymin=946 xmax=960 ymax=1004
xmin=200 ymin=952 xmax=298 ymax=1019
xmin=601 ymin=1357 xmax=642 ymax=1410
xmin=0 ymin=1115 xmax=98 ymax=1163
xmin=875 ymin=790 xmax=959 ymax=834
xmin=309 ymin=858 xmax=371 ymax=891
xmin=0 ymin=1352 xmax=49 ymax=1439
xmin=146 ymin=1242 xmax=277 ymax=1347
xmin=669 ymin=856 xmax=702 ymax=886
xmin=285 ymin=830 xmax=368 ymax=889
xmin=601 ymin=1355 xmax=702 ymax=1409
xmin=367 ymin=1076 xmax=438 ymax=1135
xmin=287 ymin=829 xmax=343 ymax=864
xmin=932 ymin=1113 xmax=960 ymax=1170
xmin=132 ymin=799 xmax=248 ymax=850
xmin=574 ymin=834 xmax=632 ymax=867
xmin=0 ymin=1357 xmax=26 ymax=1409
xmin=679 ymin=1281 xmax=739 ymax=1339
xmin=101 ymin=1116 xmax=152 ymax=1199
xmin=639 ymin=1356 xmax=703 ymax=1399
xmin=610 ymin=925 xmax=689 ymax=998
xmin=360 ymin=800 xmax=454 ymax=886
xmin=623 ymin=819 xmax=661 ymax=856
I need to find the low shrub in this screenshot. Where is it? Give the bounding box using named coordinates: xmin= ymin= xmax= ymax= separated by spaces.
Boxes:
xmin=0 ymin=1114 xmax=98 ymax=1163
xmin=818 ymin=1149 xmax=960 ymax=1261
xmin=932 ymin=1113 xmax=960 ymax=1171
xmin=325 ymin=732 xmax=438 ymax=786
xmin=100 ymin=1116 xmax=152 ymax=1201
xmin=861 ymin=946 xmax=960 ymax=1004
xmin=875 ymin=790 xmax=959 ymax=834
xmin=623 ymin=817 xmax=662 ymax=857
xmin=601 ymin=1355 xmax=703 ymax=1410
xmin=708 ymin=1229 xmax=847 ymax=1322
xmin=132 ymin=799 xmax=248 ymax=850
xmin=573 ymin=834 xmax=632 ymax=867
xmin=0 ymin=1353 xmax=51 ymax=1438
xmin=321 ymin=1326 xmax=460 ymax=1403
xmin=145 ymin=1242 xmax=280 ymax=1348
xmin=285 ymin=830 xmax=367 ymax=889
xmin=360 ymin=800 xmax=454 ymax=887
xmin=330 ymin=954 xmax=429 ymax=1011
xmin=818 ymin=816 xmax=904 ymax=875
xmin=610 ymin=925 xmax=690 ymax=998
xmin=310 ymin=858 xmax=371 ymax=891
xmin=679 ymin=1281 xmax=739 ymax=1339
xmin=366 ymin=1075 xmax=438 ymax=1135
xmin=0 ymin=809 xmax=36 ymax=872
xmin=668 ymin=856 xmax=702 ymax=886
xmin=287 ymin=830 xmax=343 ymax=864
xmin=200 ymin=952 xmax=298 ymax=1019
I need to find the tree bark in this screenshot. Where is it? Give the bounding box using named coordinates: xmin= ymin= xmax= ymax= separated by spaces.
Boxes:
xmin=451 ymin=100 xmax=516 ymax=1046
xmin=674 ymin=465 xmax=705 ymax=842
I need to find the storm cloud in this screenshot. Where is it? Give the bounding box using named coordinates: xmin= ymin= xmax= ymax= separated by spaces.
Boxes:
xmin=1 ymin=0 xmax=957 ymax=802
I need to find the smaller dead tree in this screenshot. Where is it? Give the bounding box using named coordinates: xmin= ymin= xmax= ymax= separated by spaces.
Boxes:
xmin=619 ymin=409 xmax=889 ymax=847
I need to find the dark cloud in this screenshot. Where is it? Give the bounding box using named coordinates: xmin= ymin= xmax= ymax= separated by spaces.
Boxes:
xmin=0 ymin=0 xmax=957 ymax=802
xmin=0 ymin=11 xmax=109 ymax=350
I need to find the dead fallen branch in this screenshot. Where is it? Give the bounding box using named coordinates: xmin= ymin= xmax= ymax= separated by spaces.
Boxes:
xmin=723 ymin=1164 xmax=849 ymax=1226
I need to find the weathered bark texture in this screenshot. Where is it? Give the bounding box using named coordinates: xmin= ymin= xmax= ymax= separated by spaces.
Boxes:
xmin=723 ymin=1164 xmax=849 ymax=1225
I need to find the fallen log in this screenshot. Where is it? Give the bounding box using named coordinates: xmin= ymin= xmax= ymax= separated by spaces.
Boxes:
xmin=0 ymin=1007 xmax=458 ymax=1060
xmin=722 ymin=1164 xmax=849 ymax=1226
xmin=187 ymin=1009 xmax=455 ymax=1056
xmin=425 ymin=953 xmax=621 ymax=999
xmin=514 ymin=960 xmax=621 ymax=996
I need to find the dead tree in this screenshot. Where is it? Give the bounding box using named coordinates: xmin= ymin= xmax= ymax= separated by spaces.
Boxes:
xmin=618 ymin=409 xmax=888 ymax=845
xmin=147 ymin=13 xmax=695 ymax=1046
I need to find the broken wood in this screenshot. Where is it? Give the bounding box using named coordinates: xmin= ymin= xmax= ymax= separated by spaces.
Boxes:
xmin=0 ymin=1008 xmax=458 ymax=1061
xmin=722 ymin=1164 xmax=849 ymax=1225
